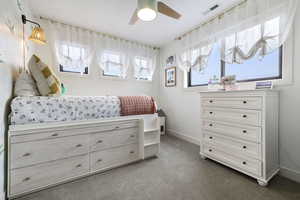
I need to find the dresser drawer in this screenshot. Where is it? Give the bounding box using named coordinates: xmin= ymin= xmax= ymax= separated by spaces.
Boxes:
xmin=90 ymin=128 xmax=138 ymax=152
xmin=90 ymin=144 xmax=139 ymax=172
xmin=202 ymin=108 xmax=262 ymax=126
xmin=10 ymin=121 xmax=139 ymax=144
xmin=10 ymin=135 xmax=89 ymax=169
xmin=202 ymin=120 xmax=261 ymax=143
xmin=201 ymin=97 xmax=262 ymax=110
xmin=10 ymin=154 xmax=89 ymax=196
xmin=203 ymin=132 xmax=261 ymax=160
xmin=203 ymin=145 xmax=262 ymax=177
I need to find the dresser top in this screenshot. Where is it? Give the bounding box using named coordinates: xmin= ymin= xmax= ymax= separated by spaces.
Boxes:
xmin=199 ymin=89 xmax=278 ymax=94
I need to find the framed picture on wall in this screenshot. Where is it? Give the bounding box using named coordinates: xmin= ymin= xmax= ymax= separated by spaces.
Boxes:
xmin=165 ymin=67 xmax=176 ymax=87
xmin=166 ymin=55 xmax=176 ymax=67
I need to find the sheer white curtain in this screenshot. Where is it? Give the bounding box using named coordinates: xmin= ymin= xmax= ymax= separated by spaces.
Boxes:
xmin=176 ymin=0 xmax=298 ymax=71
xmin=46 ymin=20 xmax=96 ymax=74
xmin=132 ymin=45 xmax=158 ymax=80
xmin=97 ymin=36 xmax=131 ymax=78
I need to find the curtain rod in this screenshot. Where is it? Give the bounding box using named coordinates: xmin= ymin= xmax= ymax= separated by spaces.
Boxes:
xmin=40 ymin=16 xmax=160 ymax=50
xmin=175 ymin=0 xmax=247 ymax=40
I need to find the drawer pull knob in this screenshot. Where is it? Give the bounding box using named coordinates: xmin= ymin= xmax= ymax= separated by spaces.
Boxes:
xmin=243 ymin=146 xmax=247 ymax=149
xmin=242 ymin=115 xmax=247 ymax=118
xmin=97 ymin=140 xmax=103 ymax=144
xmin=130 ymin=135 xmax=135 ymax=138
xmin=23 ymin=177 xmax=31 ymax=182
xmin=209 ymin=100 xmax=213 ymax=103
xmin=130 ymin=151 xmax=135 ymax=154
xmin=51 ymin=133 xmax=59 ymax=137
xmin=76 ymin=164 xmax=82 ymax=168
xmin=23 ymin=153 xmax=31 ymax=157
xmin=209 ymin=149 xmax=212 ymax=152
xmin=243 ymin=130 xmax=247 ymax=134
xmin=209 ymin=112 xmax=213 ymax=115
xmin=97 ymin=159 xmax=102 ymax=162
xmin=115 ymin=126 xmax=120 ymax=129
xmin=242 ymin=161 xmax=247 ymax=165
xmin=209 ymin=124 xmax=213 ymax=127
xmin=243 ymin=101 xmax=247 ymax=104
xmin=76 ymin=144 xmax=83 ymax=148
xmin=209 ymin=136 xmax=213 ymax=139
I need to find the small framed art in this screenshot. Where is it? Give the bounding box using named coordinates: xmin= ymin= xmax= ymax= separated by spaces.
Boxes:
xmin=165 ymin=67 xmax=176 ymax=87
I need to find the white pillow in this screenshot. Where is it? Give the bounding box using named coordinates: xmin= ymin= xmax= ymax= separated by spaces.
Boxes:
xmin=14 ymin=71 xmax=40 ymax=97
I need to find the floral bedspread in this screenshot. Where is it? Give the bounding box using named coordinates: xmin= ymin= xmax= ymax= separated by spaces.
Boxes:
xmin=10 ymin=96 xmax=121 ymax=125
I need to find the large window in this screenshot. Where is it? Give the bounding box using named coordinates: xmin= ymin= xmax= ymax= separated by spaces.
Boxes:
xmin=189 ymin=46 xmax=282 ymax=87
xmin=101 ymin=51 xmax=124 ymax=78
xmin=59 ymin=44 xmax=88 ymax=74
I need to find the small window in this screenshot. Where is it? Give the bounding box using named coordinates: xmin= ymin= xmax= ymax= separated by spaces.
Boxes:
xmin=189 ymin=43 xmax=222 ymax=86
xmin=59 ymin=44 xmax=88 ymax=74
xmin=101 ymin=51 xmax=124 ymax=78
xmin=134 ymin=57 xmax=152 ymax=81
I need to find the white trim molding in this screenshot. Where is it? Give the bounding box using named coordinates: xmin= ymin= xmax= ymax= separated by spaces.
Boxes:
xmin=166 ymin=129 xmax=200 ymax=146
xmin=280 ymin=167 xmax=300 ymax=183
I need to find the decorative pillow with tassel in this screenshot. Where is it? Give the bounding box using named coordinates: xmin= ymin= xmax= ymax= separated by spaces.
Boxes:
xmin=28 ymin=55 xmax=62 ymax=96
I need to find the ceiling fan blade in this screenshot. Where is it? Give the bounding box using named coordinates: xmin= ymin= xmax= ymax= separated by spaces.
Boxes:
xmin=157 ymin=1 xmax=181 ymax=19
xmin=129 ymin=9 xmax=139 ymax=25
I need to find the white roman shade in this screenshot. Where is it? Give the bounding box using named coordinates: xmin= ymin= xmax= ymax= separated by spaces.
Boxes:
xmin=176 ymin=0 xmax=298 ymax=71
xmin=47 ymin=20 xmax=96 ymax=74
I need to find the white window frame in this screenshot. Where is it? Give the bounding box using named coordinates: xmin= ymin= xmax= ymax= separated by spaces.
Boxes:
xmin=184 ymin=25 xmax=294 ymax=92
xmin=58 ymin=43 xmax=89 ymax=76
xmin=100 ymin=50 xmax=126 ymax=79
xmin=134 ymin=56 xmax=153 ymax=81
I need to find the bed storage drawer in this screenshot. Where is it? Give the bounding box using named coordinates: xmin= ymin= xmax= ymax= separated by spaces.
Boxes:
xmin=90 ymin=127 xmax=139 ymax=152
xmin=203 ymin=132 xmax=261 ymax=160
xmin=10 ymin=135 xmax=89 ymax=169
xmin=90 ymin=144 xmax=139 ymax=172
xmin=203 ymin=145 xmax=262 ymax=177
xmin=202 ymin=108 xmax=262 ymax=126
xmin=10 ymin=154 xmax=89 ymax=196
xmin=202 ymin=120 xmax=261 ymax=143
xmin=201 ymin=97 xmax=262 ymax=110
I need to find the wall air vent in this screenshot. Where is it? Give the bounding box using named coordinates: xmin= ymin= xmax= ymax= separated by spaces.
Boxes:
xmin=202 ymin=4 xmax=220 ymax=15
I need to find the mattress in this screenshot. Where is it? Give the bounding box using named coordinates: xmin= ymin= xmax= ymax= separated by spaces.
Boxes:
xmin=10 ymin=96 xmax=121 ymax=125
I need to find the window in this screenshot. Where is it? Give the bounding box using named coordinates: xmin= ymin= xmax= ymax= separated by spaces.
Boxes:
xmin=59 ymin=44 xmax=88 ymax=74
xmin=224 ymin=47 xmax=282 ymax=82
xmin=101 ymin=51 xmax=124 ymax=78
xmin=189 ymin=43 xmax=222 ymax=86
xmin=134 ymin=57 xmax=152 ymax=81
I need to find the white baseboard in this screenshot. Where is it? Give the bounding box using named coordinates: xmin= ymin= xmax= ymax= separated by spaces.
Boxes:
xmin=166 ymin=129 xmax=200 ymax=146
xmin=280 ymin=167 xmax=300 ymax=183
xmin=0 ymin=192 xmax=5 ymax=200
xmin=166 ymin=128 xmax=300 ymax=184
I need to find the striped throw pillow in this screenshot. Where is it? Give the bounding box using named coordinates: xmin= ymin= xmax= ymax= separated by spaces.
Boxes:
xmin=28 ymin=55 xmax=62 ymax=96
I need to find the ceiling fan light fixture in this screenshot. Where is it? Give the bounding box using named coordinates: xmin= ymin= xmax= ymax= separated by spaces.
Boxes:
xmin=137 ymin=0 xmax=157 ymax=21
xmin=138 ymin=8 xmax=157 ymax=21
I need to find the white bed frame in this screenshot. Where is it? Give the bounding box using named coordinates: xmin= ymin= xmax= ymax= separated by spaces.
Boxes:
xmin=7 ymin=114 xmax=160 ymax=198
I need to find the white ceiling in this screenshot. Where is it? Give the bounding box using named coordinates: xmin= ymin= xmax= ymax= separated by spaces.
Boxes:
xmin=28 ymin=0 xmax=240 ymax=47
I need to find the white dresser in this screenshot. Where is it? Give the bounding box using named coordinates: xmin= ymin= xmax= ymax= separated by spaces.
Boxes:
xmin=200 ymin=90 xmax=279 ymax=186
xmin=8 ymin=117 xmax=145 ymax=198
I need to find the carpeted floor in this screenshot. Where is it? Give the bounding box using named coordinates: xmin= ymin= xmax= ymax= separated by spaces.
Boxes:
xmin=16 ymin=135 xmax=300 ymax=200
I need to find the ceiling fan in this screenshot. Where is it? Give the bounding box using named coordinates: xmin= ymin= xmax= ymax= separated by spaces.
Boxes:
xmin=129 ymin=0 xmax=181 ymax=25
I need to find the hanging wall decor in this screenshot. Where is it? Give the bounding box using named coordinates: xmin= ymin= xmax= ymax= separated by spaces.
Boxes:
xmin=165 ymin=66 xmax=176 ymax=87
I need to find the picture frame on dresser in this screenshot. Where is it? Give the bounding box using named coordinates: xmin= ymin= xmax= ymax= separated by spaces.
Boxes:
xmin=199 ymin=90 xmax=279 ymax=186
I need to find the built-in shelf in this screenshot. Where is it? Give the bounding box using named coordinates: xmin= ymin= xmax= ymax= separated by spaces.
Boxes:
xmin=144 ymin=128 xmax=159 ymax=133
xmin=144 ymin=141 xmax=160 ymax=147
